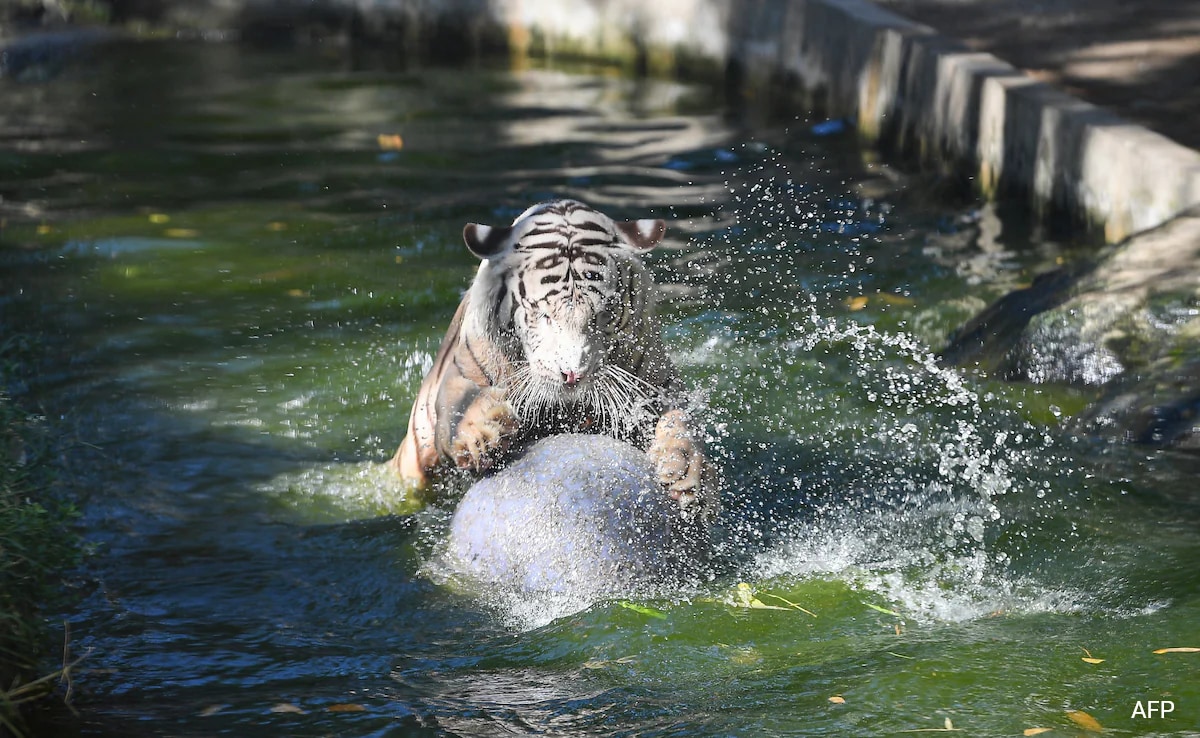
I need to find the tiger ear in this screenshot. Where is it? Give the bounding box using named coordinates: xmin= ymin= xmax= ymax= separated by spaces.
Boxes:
xmin=463 ymin=223 xmax=513 ymax=259
xmin=615 ymin=218 xmax=666 ymax=251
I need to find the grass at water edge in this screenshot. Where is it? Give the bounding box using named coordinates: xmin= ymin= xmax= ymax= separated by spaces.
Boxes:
xmin=0 ymin=338 xmax=82 ymax=737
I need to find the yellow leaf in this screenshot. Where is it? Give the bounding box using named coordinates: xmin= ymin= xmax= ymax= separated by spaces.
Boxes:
xmin=377 ymin=133 xmax=404 ymax=150
xmin=1153 ymin=647 xmax=1200 ymax=654
xmin=1079 ymin=647 xmax=1104 ymax=664
xmin=148 ymin=213 xmax=170 ymax=224
xmin=164 ymin=228 xmax=199 ymax=238
xmin=1023 ymin=729 xmax=1052 ymax=736
xmin=270 ymin=703 xmax=305 ymax=714
xmin=732 ymin=583 xmax=793 ymax=611
xmin=750 ymin=600 xmax=789 ymax=610
xmin=36 ymin=224 xmax=53 ymax=235
xmin=734 ymin=582 xmax=755 ymax=606
xmin=617 ymin=601 xmax=667 ymax=619
xmin=846 ymin=296 xmax=868 ymax=311
xmin=286 ymin=289 xmax=309 ymax=298
xmin=328 ymin=703 xmax=366 ymax=713
xmin=828 ymin=695 xmax=845 ymax=704
xmin=863 ymin=601 xmax=902 ymax=617
xmin=1065 ymin=709 xmax=1103 ymax=732
xmin=266 ymin=221 xmax=288 ymax=232
xmin=756 ymin=591 xmax=818 ymax=617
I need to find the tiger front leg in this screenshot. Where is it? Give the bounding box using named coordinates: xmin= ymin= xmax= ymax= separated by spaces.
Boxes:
xmin=647 ymin=408 xmax=716 ymax=521
xmin=451 ymin=386 xmax=519 ymax=473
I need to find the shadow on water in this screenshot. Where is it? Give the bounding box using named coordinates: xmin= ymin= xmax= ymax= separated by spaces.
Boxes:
xmin=1 ymin=38 xmax=1198 ymax=738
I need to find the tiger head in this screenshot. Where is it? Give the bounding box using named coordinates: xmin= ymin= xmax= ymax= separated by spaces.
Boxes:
xmin=462 ymin=199 xmax=668 ymax=426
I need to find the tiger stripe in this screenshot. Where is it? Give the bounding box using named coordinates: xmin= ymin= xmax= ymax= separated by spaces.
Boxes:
xmin=390 ymin=199 xmax=716 ymax=522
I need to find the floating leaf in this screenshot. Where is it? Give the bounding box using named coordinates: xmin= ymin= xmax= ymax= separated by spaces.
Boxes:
xmin=755 ymin=590 xmax=817 ymax=616
xmin=1080 ymin=647 xmax=1105 ymax=664
xmin=36 ymin=224 xmax=53 ymax=235
xmin=846 ymin=296 xmax=869 ymax=311
xmin=270 ymin=703 xmax=305 ymax=714
xmin=748 ymin=600 xmax=790 ymax=610
xmin=148 ymin=213 xmax=170 ymax=224
xmin=1065 ymin=709 xmax=1103 ymax=732
xmin=198 ymin=704 xmax=225 ymax=717
xmin=1023 ymin=729 xmax=1052 ymax=736
xmin=618 ymin=601 xmax=666 ymax=619
xmin=1153 ymin=647 xmax=1199 ymax=654
xmin=734 ymin=582 xmax=754 ymax=604
xmin=377 ymin=134 xmax=404 ymax=150
xmin=828 ymin=695 xmax=845 ymax=704
xmin=863 ymin=602 xmax=902 ymax=618
xmin=893 ymin=717 xmax=963 ymax=733
xmin=164 ymin=228 xmax=199 ymax=238
xmin=266 ymin=221 xmax=288 ymax=232
xmin=733 ymin=583 xmax=789 ymax=610
xmin=328 ymin=703 xmax=366 ymax=713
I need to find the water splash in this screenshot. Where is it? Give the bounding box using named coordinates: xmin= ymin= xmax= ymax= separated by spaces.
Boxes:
xmin=692 ymin=310 xmax=1091 ymax=623
xmin=261 ymin=460 xmax=424 ymax=523
xmin=263 ymin=141 xmax=1089 ymax=630
xmin=674 ymin=142 xmax=1088 ymax=623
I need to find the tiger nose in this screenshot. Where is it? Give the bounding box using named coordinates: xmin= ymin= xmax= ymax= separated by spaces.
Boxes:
xmin=562 ymin=369 xmax=584 ymax=387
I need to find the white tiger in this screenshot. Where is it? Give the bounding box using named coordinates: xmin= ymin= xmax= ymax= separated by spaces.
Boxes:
xmin=389 ymin=199 xmax=716 ymax=520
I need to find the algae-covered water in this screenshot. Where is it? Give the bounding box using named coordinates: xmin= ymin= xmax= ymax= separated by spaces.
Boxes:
xmin=2 ymin=40 xmax=1197 ymax=737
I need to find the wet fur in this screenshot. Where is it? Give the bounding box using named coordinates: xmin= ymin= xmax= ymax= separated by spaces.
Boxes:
xmin=389 ymin=199 xmax=716 ymax=520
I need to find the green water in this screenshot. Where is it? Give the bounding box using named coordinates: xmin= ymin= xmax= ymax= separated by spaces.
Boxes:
xmin=2 ymin=40 xmax=1197 ymax=737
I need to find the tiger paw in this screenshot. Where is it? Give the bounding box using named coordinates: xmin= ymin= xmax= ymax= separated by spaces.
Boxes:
xmin=452 ymin=389 xmax=519 ymax=473
xmin=647 ymin=408 xmax=714 ymax=519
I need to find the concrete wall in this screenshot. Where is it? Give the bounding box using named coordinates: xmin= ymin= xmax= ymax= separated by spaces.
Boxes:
xmin=485 ymin=0 xmax=1200 ymax=243
xmin=57 ymin=0 xmax=1200 ymax=242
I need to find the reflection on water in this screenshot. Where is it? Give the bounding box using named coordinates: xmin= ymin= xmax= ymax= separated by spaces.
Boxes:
xmin=1 ymin=39 xmax=1197 ymax=737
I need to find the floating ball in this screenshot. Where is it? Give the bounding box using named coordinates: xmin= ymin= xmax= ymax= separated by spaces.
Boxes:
xmin=445 ymin=434 xmax=708 ymax=597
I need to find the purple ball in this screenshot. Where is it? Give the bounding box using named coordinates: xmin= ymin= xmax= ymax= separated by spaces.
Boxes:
xmin=445 ymin=434 xmax=708 ymax=597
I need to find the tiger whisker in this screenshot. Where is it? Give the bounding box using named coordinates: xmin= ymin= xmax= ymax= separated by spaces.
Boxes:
xmin=499 ymin=359 xmax=666 ymax=440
